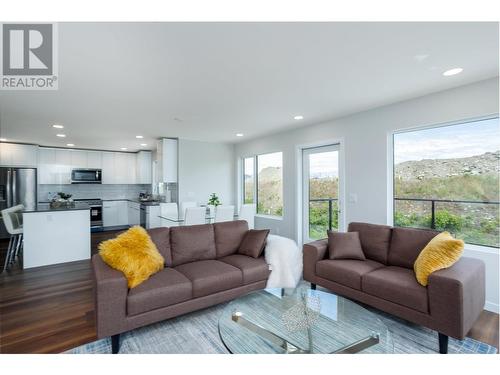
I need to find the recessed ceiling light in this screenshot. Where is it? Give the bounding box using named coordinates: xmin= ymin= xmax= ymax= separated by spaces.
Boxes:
xmin=0 ymin=138 xmax=7 ymax=142
xmin=67 ymin=143 xmax=75 ymax=147
xmin=443 ymin=67 xmax=463 ymax=76
xmin=56 ymin=134 xmax=66 ymax=138
xmin=140 ymin=143 xmax=147 ymax=146
xmin=120 ymin=147 xmax=127 ymax=150
xmin=52 ymin=124 xmax=64 ymax=129
xmin=136 ymin=135 xmax=143 ymax=139
xmin=294 ymin=115 xmax=304 ymax=120
xmin=236 ymin=133 xmax=244 ymax=137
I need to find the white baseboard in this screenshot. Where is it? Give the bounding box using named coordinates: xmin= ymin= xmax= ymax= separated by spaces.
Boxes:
xmin=484 ymin=301 xmax=499 ymax=313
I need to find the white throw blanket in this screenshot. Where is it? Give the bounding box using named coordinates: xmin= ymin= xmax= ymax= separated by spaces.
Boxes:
xmin=264 ymin=234 xmax=302 ymax=288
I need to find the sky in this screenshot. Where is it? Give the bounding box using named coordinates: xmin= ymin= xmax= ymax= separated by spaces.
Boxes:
xmin=247 ymin=117 xmax=499 ymax=177
xmin=394 ymin=117 xmax=500 ymax=164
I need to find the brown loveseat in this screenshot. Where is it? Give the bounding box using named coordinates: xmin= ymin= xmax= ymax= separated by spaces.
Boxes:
xmin=92 ymin=220 xmax=270 ymax=353
xmin=303 ymin=222 xmax=485 ymax=354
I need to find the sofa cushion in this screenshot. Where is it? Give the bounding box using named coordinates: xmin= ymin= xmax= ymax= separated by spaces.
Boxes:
xmin=175 ymin=260 xmax=243 ymax=298
xmin=388 ymin=227 xmax=440 ymax=269
xmin=328 ymin=231 xmax=366 ymax=261
xmin=414 ymin=231 xmax=464 ymax=286
xmin=170 ymin=224 xmax=216 ymax=266
xmin=127 ymin=268 xmax=192 ymax=316
xmin=362 ymin=266 xmax=428 ymax=313
xmin=147 ymin=227 xmax=172 ymax=266
xmin=219 ymin=254 xmax=270 ymax=284
xmin=348 ymin=222 xmax=392 ymax=264
xmin=98 ymin=226 xmax=164 ymax=288
xmin=315 ymin=259 xmax=384 ymax=290
xmin=214 ymin=220 xmax=249 ymax=258
xmin=238 ymin=229 xmax=270 ymax=258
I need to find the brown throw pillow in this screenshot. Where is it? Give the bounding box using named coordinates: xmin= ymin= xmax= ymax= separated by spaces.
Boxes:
xmin=238 ymin=229 xmax=270 ymax=258
xmin=328 ymin=231 xmax=366 ymax=260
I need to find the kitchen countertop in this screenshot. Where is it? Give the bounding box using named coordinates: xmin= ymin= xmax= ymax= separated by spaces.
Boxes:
xmin=102 ymin=198 xmax=160 ymax=206
xmin=24 ymin=202 xmax=91 ymax=213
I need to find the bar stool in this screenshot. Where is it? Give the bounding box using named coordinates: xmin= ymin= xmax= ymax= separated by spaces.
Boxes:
xmin=1 ymin=204 xmax=24 ymax=272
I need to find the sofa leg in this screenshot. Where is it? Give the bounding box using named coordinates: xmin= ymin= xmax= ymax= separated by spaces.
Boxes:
xmin=438 ymin=333 xmax=448 ymax=354
xmin=311 ymin=283 xmax=316 ymax=290
xmin=111 ymin=334 xmax=121 ymax=354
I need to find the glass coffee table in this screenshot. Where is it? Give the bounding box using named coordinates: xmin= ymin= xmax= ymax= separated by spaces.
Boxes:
xmin=218 ymin=287 xmax=394 ymax=354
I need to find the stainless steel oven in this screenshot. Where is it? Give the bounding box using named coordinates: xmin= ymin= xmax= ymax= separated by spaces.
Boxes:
xmin=71 ymin=169 xmax=102 ymax=184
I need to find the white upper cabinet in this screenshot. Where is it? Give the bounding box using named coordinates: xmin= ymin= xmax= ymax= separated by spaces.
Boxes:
xmin=0 ymin=143 xmax=38 ymax=167
xmin=87 ymin=151 xmax=102 ymax=169
xmin=70 ymin=150 xmax=88 ymax=168
xmin=54 ymin=149 xmax=72 ymax=184
xmin=156 ymin=138 xmax=177 ymax=183
xmin=101 ymin=152 xmax=115 ymax=184
xmin=37 ymin=147 xmax=148 ymax=185
xmin=113 ymin=153 xmax=128 ymax=184
xmin=38 ymin=148 xmax=57 ymax=184
xmin=136 ymin=151 xmax=152 ymax=184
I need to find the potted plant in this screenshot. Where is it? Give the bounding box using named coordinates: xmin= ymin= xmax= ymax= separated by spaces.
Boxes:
xmin=207 ymin=193 xmax=221 ymax=216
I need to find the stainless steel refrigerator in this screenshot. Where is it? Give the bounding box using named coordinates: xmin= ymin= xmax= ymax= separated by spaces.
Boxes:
xmin=0 ymin=167 xmax=37 ymax=239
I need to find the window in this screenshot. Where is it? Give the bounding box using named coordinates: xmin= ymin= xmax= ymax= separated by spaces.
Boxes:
xmin=393 ymin=117 xmax=499 ymax=248
xmin=243 ymin=157 xmax=255 ymax=204
xmin=242 ymin=152 xmax=283 ymax=217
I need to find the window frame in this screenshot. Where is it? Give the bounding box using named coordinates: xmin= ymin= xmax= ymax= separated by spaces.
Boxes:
xmin=391 ymin=115 xmax=500 ymax=249
xmin=241 ymin=151 xmax=284 ymax=218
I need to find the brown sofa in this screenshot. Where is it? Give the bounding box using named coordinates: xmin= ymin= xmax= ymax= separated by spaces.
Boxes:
xmin=303 ymin=222 xmax=485 ymax=354
xmin=92 ymin=220 xmax=270 ymax=353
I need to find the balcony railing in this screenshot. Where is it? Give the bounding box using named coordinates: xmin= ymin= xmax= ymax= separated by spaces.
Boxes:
xmin=309 ymin=198 xmax=338 ymax=239
xmin=394 ymin=197 xmax=500 ymax=248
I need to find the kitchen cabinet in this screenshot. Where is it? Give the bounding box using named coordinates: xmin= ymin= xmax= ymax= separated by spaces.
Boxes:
xmin=145 ymin=205 xmax=161 ymax=229
xmin=103 ymin=200 xmax=128 ymax=227
xmin=128 ymin=201 xmax=141 ymax=225
xmin=87 ymin=151 xmax=102 ymax=169
xmin=70 ymin=150 xmax=88 ymax=168
xmin=101 ymin=152 xmax=115 ymax=184
xmin=38 ymin=147 xmax=147 ymax=185
xmin=0 ymin=143 xmax=38 ymax=167
xmin=156 ymin=138 xmax=178 ymax=183
xmin=136 ymin=151 xmax=152 ymax=184
xmin=38 ymin=148 xmax=56 ymax=184
xmin=55 ymin=149 xmax=72 ymax=184
xmin=102 ymin=201 xmax=118 ymax=227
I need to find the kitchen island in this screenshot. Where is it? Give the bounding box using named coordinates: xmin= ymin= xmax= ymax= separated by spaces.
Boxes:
xmin=23 ymin=203 xmax=91 ymax=269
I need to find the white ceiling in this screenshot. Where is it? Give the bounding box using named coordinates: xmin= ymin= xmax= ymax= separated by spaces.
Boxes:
xmin=0 ymin=22 xmax=498 ymax=152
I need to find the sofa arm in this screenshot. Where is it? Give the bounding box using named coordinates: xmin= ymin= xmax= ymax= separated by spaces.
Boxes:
xmin=92 ymin=254 xmax=129 ymax=338
xmin=427 ymin=257 xmax=485 ymax=339
xmin=303 ymin=239 xmax=328 ymax=283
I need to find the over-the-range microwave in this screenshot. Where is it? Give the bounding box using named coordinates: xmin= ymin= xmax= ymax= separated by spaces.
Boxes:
xmin=71 ymin=169 xmax=102 ymax=184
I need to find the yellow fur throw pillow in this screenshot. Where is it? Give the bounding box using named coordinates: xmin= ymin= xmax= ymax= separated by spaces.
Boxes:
xmin=414 ymin=231 xmax=464 ymax=286
xmin=99 ymin=225 xmax=164 ymax=288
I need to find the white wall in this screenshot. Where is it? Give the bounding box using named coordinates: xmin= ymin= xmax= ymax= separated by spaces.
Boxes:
xmin=178 ymin=139 xmax=235 ymax=207
xmin=234 ymin=77 xmax=499 ymax=312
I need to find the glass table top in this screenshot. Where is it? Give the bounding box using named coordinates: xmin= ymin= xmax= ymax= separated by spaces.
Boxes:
xmin=218 ymin=286 xmax=394 ymax=354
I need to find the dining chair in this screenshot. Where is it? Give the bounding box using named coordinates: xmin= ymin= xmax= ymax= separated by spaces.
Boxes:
xmin=160 ymin=203 xmax=179 ymax=227
xmin=1 ymin=204 xmax=25 ymax=273
xmin=239 ymin=204 xmax=256 ymax=229
xmin=180 ymin=201 xmax=197 ymax=219
xmin=215 ymin=205 xmax=235 ymax=223
xmin=184 ymin=207 xmax=206 ymax=226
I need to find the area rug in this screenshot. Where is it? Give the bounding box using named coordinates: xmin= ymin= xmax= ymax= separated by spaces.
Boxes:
xmin=67 ymin=297 xmax=497 ymax=354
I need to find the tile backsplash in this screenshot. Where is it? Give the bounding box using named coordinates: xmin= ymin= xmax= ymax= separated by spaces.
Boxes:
xmin=38 ymin=184 xmax=151 ymax=202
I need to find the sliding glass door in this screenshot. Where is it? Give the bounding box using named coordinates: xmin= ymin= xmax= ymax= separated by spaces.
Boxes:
xmin=302 ymin=144 xmax=342 ymax=242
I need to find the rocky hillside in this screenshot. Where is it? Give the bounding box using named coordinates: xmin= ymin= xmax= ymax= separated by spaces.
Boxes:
xmin=396 ymin=151 xmax=500 ymax=180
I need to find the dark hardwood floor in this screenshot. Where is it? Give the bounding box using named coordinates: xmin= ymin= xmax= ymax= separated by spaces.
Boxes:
xmin=0 ymin=230 xmax=498 ymax=353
